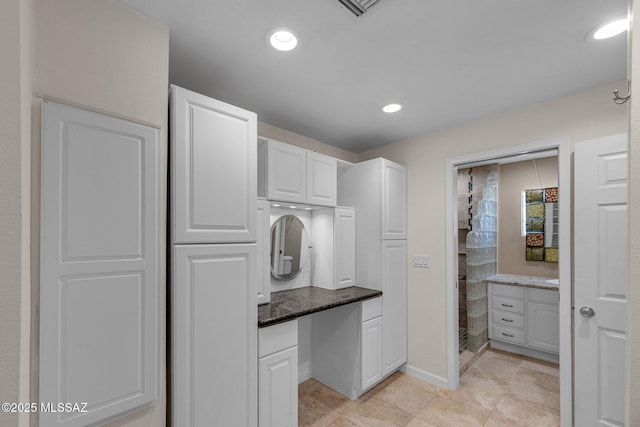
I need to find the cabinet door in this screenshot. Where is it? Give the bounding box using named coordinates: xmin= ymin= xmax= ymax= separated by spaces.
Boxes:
xmin=306 ymin=151 xmax=337 ymax=206
xmin=361 ymin=317 xmax=383 ymax=390
xmin=381 ymin=160 xmax=407 ymax=240
xmin=527 ymin=301 xmax=560 ymax=354
xmin=259 ymin=347 xmax=298 ymax=427
xmin=381 ymin=240 xmax=407 ymax=376
xmin=172 ymin=244 xmax=257 ymax=427
xmin=171 ymin=85 xmax=257 ymax=244
xmin=267 ymin=140 xmax=306 ymax=203
xmin=335 ymin=208 xmax=356 ymax=289
xmin=40 ymin=102 xmax=160 ymax=427
xmin=257 ymin=199 xmax=271 ymax=304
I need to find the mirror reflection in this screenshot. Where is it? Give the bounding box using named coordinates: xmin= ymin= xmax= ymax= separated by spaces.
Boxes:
xmin=270 ymin=215 xmax=309 ymax=280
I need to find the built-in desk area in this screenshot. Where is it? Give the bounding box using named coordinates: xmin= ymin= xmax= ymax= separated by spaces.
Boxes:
xmin=257 ymin=286 xmax=384 ymax=426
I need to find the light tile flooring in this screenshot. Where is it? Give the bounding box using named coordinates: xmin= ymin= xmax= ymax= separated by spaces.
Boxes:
xmin=298 ymin=349 xmax=560 ymax=426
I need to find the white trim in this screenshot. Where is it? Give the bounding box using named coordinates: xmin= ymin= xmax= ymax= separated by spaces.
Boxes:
xmin=445 ymin=137 xmax=572 ymax=426
xmin=401 ymin=364 xmax=449 ymax=388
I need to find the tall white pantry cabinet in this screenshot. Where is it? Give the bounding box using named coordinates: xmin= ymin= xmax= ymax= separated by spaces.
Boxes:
xmin=340 ymin=158 xmax=408 ymax=376
xmin=170 ymin=85 xmax=258 ymax=426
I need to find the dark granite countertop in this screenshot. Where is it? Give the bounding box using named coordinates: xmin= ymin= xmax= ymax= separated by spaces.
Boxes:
xmin=488 ymin=274 xmax=559 ymax=291
xmin=258 ymin=286 xmax=382 ymax=328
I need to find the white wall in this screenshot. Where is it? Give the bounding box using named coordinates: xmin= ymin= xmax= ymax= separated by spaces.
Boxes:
xmin=30 ymin=1 xmax=169 ymax=426
xmin=358 ymin=81 xmax=628 ymax=380
xmin=0 ymin=1 xmax=33 ymax=426
xmin=498 ymin=157 xmax=559 ymax=277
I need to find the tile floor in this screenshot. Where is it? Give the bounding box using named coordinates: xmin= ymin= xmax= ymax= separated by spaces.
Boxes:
xmin=298 ymin=348 xmax=560 ymax=426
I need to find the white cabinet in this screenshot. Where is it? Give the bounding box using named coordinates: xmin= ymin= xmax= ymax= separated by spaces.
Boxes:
xmin=172 ymin=244 xmax=257 ymax=427
xmin=171 ymin=85 xmax=257 ymax=244
xmin=267 ymin=140 xmax=306 ymax=203
xmin=489 ymin=283 xmax=559 ymax=362
xmin=526 ymin=288 xmax=560 ymax=353
xmin=261 ymin=138 xmax=337 ymax=206
xmin=257 ymin=199 xmax=270 ymax=305
xmin=40 ymin=102 xmax=160 ymax=427
xmin=361 ymin=297 xmax=383 ymax=390
xmin=259 ymin=321 xmax=298 ymax=427
xmin=339 ymin=158 xmax=407 ymax=378
xmin=306 ymin=151 xmax=338 ymax=206
xmin=382 ymin=160 xmax=407 ymax=240
xmin=334 ymin=208 xmax=356 ymax=289
xmin=381 ymin=240 xmax=408 ymax=376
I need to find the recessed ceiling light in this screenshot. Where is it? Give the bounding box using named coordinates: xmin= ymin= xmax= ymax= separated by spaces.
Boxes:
xmin=592 ymin=17 xmax=629 ymax=40
xmin=267 ymin=28 xmax=299 ymax=51
xmin=289 ymin=205 xmax=297 ymax=209
xmin=382 ymin=103 xmax=403 ymax=113
xmin=272 ymin=203 xmax=281 ymax=207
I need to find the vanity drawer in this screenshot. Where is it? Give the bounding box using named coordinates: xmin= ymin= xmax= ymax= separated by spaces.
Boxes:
xmin=361 ymin=297 xmax=382 ymax=322
xmin=492 ymin=324 xmax=525 ymax=345
xmin=492 ymin=296 xmax=525 ymax=314
xmin=492 ymin=310 xmax=525 ymax=330
xmin=259 ymin=319 xmax=298 ymax=358
xmin=490 ymin=283 xmax=525 ymax=299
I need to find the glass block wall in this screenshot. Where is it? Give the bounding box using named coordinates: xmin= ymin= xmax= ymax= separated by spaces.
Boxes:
xmin=465 ymin=171 xmax=498 ymax=351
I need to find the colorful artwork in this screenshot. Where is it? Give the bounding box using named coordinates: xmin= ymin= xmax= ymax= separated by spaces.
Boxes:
xmin=525 ymin=187 xmax=558 ymax=263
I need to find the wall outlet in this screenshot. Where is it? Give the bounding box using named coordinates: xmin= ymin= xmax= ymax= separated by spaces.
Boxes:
xmin=412 ymin=255 xmax=430 ymax=268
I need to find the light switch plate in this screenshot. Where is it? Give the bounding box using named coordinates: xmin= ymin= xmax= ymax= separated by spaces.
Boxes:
xmin=412 ymin=255 xmax=430 ymax=268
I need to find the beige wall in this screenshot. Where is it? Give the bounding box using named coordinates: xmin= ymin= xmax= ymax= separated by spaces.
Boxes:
xmin=498 ymin=157 xmax=559 ymax=278
xmin=259 ymin=121 xmax=358 ymax=163
xmin=29 ymin=1 xmax=169 ymax=426
xmin=627 ymin=1 xmax=640 ymax=424
xmin=359 ymin=81 xmax=627 ymax=379
xmin=0 ymin=0 xmax=33 ymax=426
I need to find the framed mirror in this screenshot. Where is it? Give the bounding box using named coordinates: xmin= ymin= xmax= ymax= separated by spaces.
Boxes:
xmin=270 ymin=215 xmax=309 ymax=280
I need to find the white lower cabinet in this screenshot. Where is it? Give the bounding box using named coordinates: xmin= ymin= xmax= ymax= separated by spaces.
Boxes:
xmin=259 ymin=320 xmax=298 ymax=427
xmin=382 ymin=240 xmax=407 ymax=376
xmin=489 ymin=282 xmax=559 ymax=361
xmin=360 ymin=297 xmax=383 ymax=390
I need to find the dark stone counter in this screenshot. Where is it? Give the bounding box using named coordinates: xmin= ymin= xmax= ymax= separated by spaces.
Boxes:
xmin=258 ymin=286 xmax=382 ymax=328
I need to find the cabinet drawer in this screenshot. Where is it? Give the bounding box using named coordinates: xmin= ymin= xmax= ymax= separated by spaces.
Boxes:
xmin=492 ymin=310 xmax=525 ymax=330
xmin=259 ymin=320 xmax=298 ymax=358
xmin=361 ymin=297 xmax=382 ymax=322
xmin=527 ymin=287 xmax=559 ymax=304
xmin=492 ymin=296 xmax=525 ymax=314
xmin=492 ymin=325 xmax=525 ymax=345
xmin=490 ymin=283 xmax=525 ymax=299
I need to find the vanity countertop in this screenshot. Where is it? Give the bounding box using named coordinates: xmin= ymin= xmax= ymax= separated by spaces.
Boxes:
xmin=258 ymin=286 xmax=382 ymax=328
xmin=488 ymin=274 xmax=559 ymax=291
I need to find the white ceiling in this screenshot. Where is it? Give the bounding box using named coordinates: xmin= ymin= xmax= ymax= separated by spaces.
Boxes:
xmin=114 ymin=0 xmax=628 ymax=153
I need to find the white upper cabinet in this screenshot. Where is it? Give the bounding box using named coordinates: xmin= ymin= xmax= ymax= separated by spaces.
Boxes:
xmin=381 ymin=160 xmax=407 ymax=240
xmin=267 ymin=139 xmax=306 ymax=203
xmin=171 ymin=85 xmax=257 ymax=244
xmin=306 ymin=152 xmax=338 ymax=206
xmin=261 ymin=138 xmax=337 ymax=206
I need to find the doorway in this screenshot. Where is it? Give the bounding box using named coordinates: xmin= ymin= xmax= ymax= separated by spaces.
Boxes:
xmin=445 ymin=137 xmax=572 ymax=426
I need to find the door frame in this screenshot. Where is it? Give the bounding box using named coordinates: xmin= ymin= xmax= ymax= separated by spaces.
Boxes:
xmin=445 ymin=136 xmax=572 ymax=426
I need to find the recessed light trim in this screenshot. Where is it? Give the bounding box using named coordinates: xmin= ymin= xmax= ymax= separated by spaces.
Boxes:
xmin=382 ymin=103 xmax=403 ymax=113
xmin=267 ymin=28 xmax=300 ymax=51
xmin=592 ymin=17 xmax=629 ymax=40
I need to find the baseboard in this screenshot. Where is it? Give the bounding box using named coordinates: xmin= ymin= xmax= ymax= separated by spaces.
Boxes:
xmin=401 ymin=364 xmax=449 ymax=388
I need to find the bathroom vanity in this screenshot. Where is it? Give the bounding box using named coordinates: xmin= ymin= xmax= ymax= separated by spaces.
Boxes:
xmin=488 ymin=274 xmax=559 ymax=363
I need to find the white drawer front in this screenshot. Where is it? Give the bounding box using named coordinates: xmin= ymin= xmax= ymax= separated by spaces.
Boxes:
xmin=361 ymin=297 xmax=382 ymax=322
xmin=490 ymin=283 xmax=525 ymax=299
xmin=259 ymin=320 xmax=298 ymax=358
xmin=492 ymin=310 xmax=525 ymax=330
xmin=492 ymin=325 xmax=525 ymax=345
xmin=492 ymin=296 xmax=525 ymax=314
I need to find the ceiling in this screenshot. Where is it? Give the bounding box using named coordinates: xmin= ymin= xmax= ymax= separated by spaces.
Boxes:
xmin=114 ymin=0 xmax=628 ymax=153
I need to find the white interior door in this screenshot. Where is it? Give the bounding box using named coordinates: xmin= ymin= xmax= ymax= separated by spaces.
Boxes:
xmin=574 ymin=133 xmax=627 ymax=426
